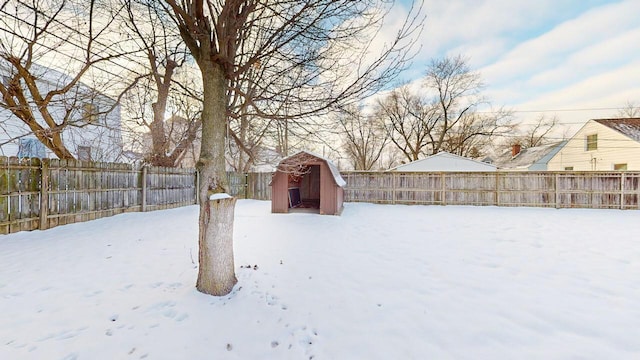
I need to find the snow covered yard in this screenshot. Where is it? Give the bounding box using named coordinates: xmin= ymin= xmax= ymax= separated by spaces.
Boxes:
xmin=1 ymin=200 xmax=640 ymax=360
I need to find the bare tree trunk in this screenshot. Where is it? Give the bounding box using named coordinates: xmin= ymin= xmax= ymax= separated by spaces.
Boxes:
xmin=197 ymin=196 xmax=237 ymax=295
xmin=195 ymin=59 xmax=237 ymax=296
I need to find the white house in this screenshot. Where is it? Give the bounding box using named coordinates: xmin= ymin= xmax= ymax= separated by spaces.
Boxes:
xmin=0 ymin=61 xmax=123 ymax=162
xmin=493 ymin=141 xmax=567 ymax=171
xmin=547 ymin=118 xmax=640 ymax=171
xmin=389 ymin=151 xmax=497 ymax=172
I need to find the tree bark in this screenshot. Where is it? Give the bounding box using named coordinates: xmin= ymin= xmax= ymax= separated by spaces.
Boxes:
xmin=197 ymin=196 xmax=237 ymax=295
xmin=195 ymin=58 xmax=237 ymax=295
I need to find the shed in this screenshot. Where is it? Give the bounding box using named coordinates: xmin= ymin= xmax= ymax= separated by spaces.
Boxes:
xmin=271 ymin=151 xmax=345 ymax=215
xmin=389 ymin=152 xmax=497 ymax=172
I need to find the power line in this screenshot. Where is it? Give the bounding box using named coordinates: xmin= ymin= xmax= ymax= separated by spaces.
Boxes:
xmin=505 ymin=107 xmax=625 ymax=114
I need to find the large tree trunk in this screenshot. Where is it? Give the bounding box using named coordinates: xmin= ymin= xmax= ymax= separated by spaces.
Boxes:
xmin=195 ymin=59 xmax=237 ymax=296
xmin=197 ymin=196 xmax=237 ymax=295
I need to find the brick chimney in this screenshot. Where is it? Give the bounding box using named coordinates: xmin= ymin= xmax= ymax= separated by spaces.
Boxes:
xmin=512 ymin=144 xmax=521 ymax=157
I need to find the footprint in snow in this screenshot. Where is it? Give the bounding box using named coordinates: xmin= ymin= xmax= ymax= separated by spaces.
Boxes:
xmin=266 ymin=294 xmax=278 ymax=306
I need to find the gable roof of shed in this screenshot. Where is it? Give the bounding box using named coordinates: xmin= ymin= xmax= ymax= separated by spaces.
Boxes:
xmin=593 ymin=118 xmax=640 ymax=142
xmin=277 ymin=150 xmax=346 ymax=187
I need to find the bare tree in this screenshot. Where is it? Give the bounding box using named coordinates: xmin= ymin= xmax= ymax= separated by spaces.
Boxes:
xmin=617 ymin=101 xmax=640 ymax=118
xmin=426 ymin=55 xmax=511 ymax=156
xmin=376 ymin=84 xmax=437 ymax=162
xmin=162 ymin=0 xmax=422 ymax=295
xmin=509 ymin=114 xmax=559 ymax=148
xmin=442 ymin=108 xmax=513 ymax=156
xmin=121 ymin=0 xmax=202 ymax=167
xmin=379 ymin=55 xmax=511 ymax=161
xmin=0 ymin=0 xmax=133 ymax=160
xmin=336 ymin=105 xmax=388 ymax=170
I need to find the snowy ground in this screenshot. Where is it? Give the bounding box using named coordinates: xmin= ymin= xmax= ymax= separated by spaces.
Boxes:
xmin=1 ymin=200 xmax=640 ymax=360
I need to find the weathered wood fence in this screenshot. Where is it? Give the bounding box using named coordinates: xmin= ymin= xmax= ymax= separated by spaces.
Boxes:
xmin=0 ymin=157 xmax=197 ymax=234
xmin=0 ymin=156 xmax=275 ymax=235
xmin=4 ymin=158 xmax=637 ymax=235
xmin=342 ymin=171 xmax=640 ymax=210
xmin=228 ymin=171 xmax=272 ymax=200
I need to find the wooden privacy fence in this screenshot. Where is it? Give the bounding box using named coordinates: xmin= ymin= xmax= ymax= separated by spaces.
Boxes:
xmin=6 ymin=158 xmax=637 ymax=235
xmin=342 ymin=171 xmax=640 ymax=210
xmin=227 ymin=172 xmax=272 ymax=200
xmin=0 ymin=157 xmax=197 ymax=235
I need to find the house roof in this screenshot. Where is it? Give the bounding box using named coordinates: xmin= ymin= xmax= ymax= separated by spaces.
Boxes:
xmin=389 ymin=151 xmax=497 ymax=172
xmin=494 ymin=141 xmax=567 ymax=170
xmin=278 ymin=150 xmax=346 ymax=187
xmin=593 ymin=118 xmax=640 ymax=142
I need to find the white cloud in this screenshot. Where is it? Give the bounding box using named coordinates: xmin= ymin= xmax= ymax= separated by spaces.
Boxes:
xmin=373 ymin=0 xmax=640 ymax=136
xmin=461 ymin=0 xmax=640 ymax=134
xmin=480 ymin=0 xmax=640 ymax=89
xmin=418 ymin=0 xmax=577 ymax=64
xmin=526 ymin=27 xmax=640 ymax=89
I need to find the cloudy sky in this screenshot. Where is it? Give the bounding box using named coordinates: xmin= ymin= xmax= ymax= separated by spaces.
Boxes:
xmin=393 ymin=0 xmax=640 ymax=135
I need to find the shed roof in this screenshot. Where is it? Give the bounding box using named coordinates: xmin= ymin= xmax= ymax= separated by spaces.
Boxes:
xmin=593 ymin=118 xmax=640 ymax=142
xmin=277 ymin=150 xmax=346 ymax=187
xmin=389 ymin=152 xmax=496 ymax=172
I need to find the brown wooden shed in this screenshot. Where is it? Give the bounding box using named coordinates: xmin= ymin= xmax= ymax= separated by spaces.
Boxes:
xmin=271 ymin=151 xmax=345 ymax=215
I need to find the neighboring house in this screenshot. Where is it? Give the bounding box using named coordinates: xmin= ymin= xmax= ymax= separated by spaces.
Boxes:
xmin=0 ymin=61 xmax=123 ymax=162
xmin=547 ymin=118 xmax=640 ymax=171
xmin=389 ymin=151 xmax=497 ymax=172
xmin=494 ymin=141 xmax=567 ymax=171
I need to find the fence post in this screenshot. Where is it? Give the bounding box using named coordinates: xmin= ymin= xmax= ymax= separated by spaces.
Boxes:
xmin=495 ymin=172 xmax=500 ymax=206
xmin=392 ymin=172 xmax=397 ymax=205
xmin=39 ymin=159 xmax=49 ymax=230
xmin=142 ymin=165 xmax=148 ymax=212
xmin=245 ymin=173 xmax=249 ymax=199
xmin=621 ymin=172 xmax=625 ymax=210
xmin=195 ymin=169 xmax=200 ymax=205
xmin=441 ymin=172 xmax=446 ymax=206
xmin=554 ymin=172 xmax=560 ymax=209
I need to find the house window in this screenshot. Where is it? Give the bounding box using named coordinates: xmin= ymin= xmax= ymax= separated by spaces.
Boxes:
xmin=82 ymin=103 xmax=98 ymax=123
xmin=564 ymin=166 xmax=574 ymax=171
xmin=614 ymin=163 xmax=627 ymax=171
xmin=586 ymin=134 xmax=597 ymax=151
xmin=17 ymin=138 xmax=46 ymax=158
xmin=77 ymin=146 xmax=92 ymax=161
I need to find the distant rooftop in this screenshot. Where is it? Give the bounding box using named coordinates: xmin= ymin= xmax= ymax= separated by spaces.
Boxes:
xmin=494 ymin=141 xmax=566 ymax=170
xmin=593 ymin=118 xmax=640 ymax=142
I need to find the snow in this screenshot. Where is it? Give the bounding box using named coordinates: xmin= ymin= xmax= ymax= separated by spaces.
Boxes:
xmin=390 ymin=152 xmax=497 ymax=172
xmin=209 ymin=193 xmax=232 ymax=200
xmin=2 ymin=201 xmax=640 ymax=359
